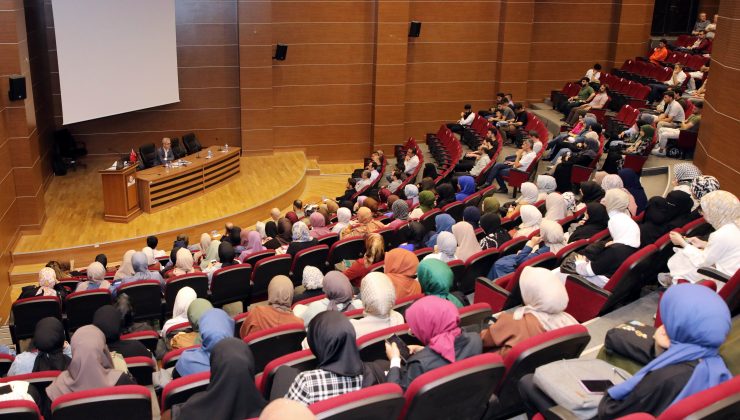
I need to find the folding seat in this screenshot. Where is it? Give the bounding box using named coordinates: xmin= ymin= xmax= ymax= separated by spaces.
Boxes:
xmin=463 ymin=191 xmax=483 ymax=208
xmin=120 ymin=330 xmax=160 ymax=354
xmin=555 ymin=239 xmax=589 ymax=264
xmin=170 ymin=137 xmax=187 ymax=159
xmin=458 ymin=248 xmax=500 ymax=294
xmin=9 ymin=296 xmax=62 ymax=349
xmin=57 ymin=276 xmax=82 ymax=291
xmin=413 ymin=247 xmax=433 ymax=261
xmin=124 ymin=356 xmax=156 ymax=386
xmin=343 ymin=308 xmax=365 ymax=320
xmin=683 ymin=216 xmax=714 ymax=237
xmin=258 ymin=349 xmax=317 ymax=398
xmin=502 ymin=153 xmax=542 ymax=198
xmin=289 ymin=245 xmax=329 ymax=285
xmin=654 ymin=373 xmax=740 ymax=419
xmin=0 ymin=400 xmax=41 ymax=420
xmin=316 ymin=233 xmax=340 ymax=249
xmin=241 ymin=249 xmax=275 ymax=268
xmin=160 ymin=372 xmax=210 ymax=411
xmin=51 ymin=385 xmax=151 ymax=420
xmin=117 ymin=280 xmax=163 ymax=323
xmin=210 ymin=263 xmax=252 ymax=308
xmin=138 ymin=143 xmax=157 ymax=168
xmin=589 ymin=228 xmax=611 ymax=243
xmin=564 ymin=244 xmax=657 ymax=322
xmin=356 ymin=324 xmax=418 ymax=362
xmin=243 ymin=323 xmax=307 ymax=373
xmin=292 ymin=294 xmax=327 ymax=308
xmin=164 ymin=321 xmax=192 ymax=347
xmin=417 ymin=208 xmax=441 ymax=233
xmin=63 ymin=289 xmax=111 ymax=332
xmin=500 ymin=214 xmax=521 ymax=232
xmin=250 ymin=254 xmax=293 ymax=301
xmin=391 ymin=293 xmax=424 ymax=316
xmin=447 ymin=259 xmax=466 ymax=288
xmin=377 ymin=227 xmax=399 ymax=250
xmin=498 ymin=236 xmax=528 ymax=256
xmin=0 ymin=354 xmax=13 ymax=377
xmin=458 ymin=302 xmax=492 ymax=328
xmin=162 ymin=345 xmax=198 ymax=370
xmin=441 ymin=201 xmax=464 ymax=222
xmin=475 ymin=228 xmax=485 ymax=241
xmin=698 ymin=267 xmax=740 ymax=316
xmin=182 ymin=132 xmax=202 ymax=154
xmin=308 ymin=383 xmax=405 ymax=420
xmin=327 ymin=237 xmax=366 ymax=266
xmin=487 ymin=325 xmax=590 ymax=419
xmin=164 ymin=273 xmax=208 ymax=315
xmin=401 ymin=353 xmax=506 ymax=420
xmin=0 ymin=370 xmax=61 ymax=396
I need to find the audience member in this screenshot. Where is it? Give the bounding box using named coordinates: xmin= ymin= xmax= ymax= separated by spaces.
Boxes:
xmin=174 ymin=309 xmax=234 ymax=378
xmin=113 ymin=250 xmax=136 ymax=280
xmin=351 ymin=272 xmax=405 ymax=338
xmin=161 ymin=287 xmax=197 ymax=339
xmin=398 ymin=221 xmax=426 ymax=252
xmin=170 ymin=298 xmax=213 ymax=350
xmin=417 ymin=259 xmax=464 ymax=307
xmin=240 ymin=276 xmax=303 ymax=338
xmin=692 ymin=12 xmax=710 ymax=34
xmin=567 ymin=203 xmax=609 ymax=243
xmin=403 ymin=147 xmax=420 ymax=176
xmin=455 ymin=176 xmax=476 ymax=201
xmin=649 ymin=39 xmax=668 ymax=64
xmin=479 ymin=213 xmax=511 ymax=249
xmin=452 ymin=221 xmax=482 ymax=261
xmin=424 ymin=231 xmax=458 ymax=262
xmin=293 ymin=266 xmax=324 ymax=302
xmin=490 ymin=220 xmax=565 ymax=278
xmin=75 ymin=262 xmax=111 ymax=292
xmin=602 ymin=174 xmax=638 ymax=216
xmin=652 ymin=102 xmax=702 ymax=157
xmin=481 ymin=138 xmax=537 ymax=193
xmin=558 ymin=78 xmax=595 ymax=116
xmin=341 ymin=207 xmax=384 ymax=239
xmin=435 ymin=183 xmax=457 ymax=208
xmin=92 ymin=305 xmax=150 ymax=359
xmin=342 ymin=233 xmax=385 ymax=286
xmin=7 ymin=317 xmax=70 ymax=376
xmin=512 ymin=205 xmax=542 ymax=238
xmin=387 ymin=200 xmax=410 ymax=229
xmin=295 ymin=271 xmax=361 ymax=326
xmin=259 ymin=399 xmax=315 ymax=420
xmin=286 ymin=222 xmax=318 ymax=257
xmin=462 ymin=206 xmax=481 ymax=229
xmin=647 ymin=65 xmax=687 ymax=104
xmin=410 ymin=190 xmax=435 ymax=219
xmin=384 ymin=248 xmax=421 ymax=300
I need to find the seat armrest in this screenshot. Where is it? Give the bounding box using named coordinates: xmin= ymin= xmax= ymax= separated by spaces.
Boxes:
xmin=566 ymin=274 xmax=611 ymax=299
xmin=697 ymin=267 xmax=730 ymax=282
xmin=544 ymin=405 xmax=582 ymax=420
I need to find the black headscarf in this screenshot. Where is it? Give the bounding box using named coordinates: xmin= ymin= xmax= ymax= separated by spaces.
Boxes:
xmin=619 ymin=168 xmax=648 ymax=214
xmin=228 ymin=226 xmax=242 ymax=247
xmin=420 ymin=177 xmax=436 ymax=193
xmin=95 ymin=254 xmax=108 ymax=270
xmin=579 ymin=181 xmax=605 ymax=204
xmin=307 ymin=311 xmax=363 ymax=377
xmin=435 ymin=183 xmax=456 ymax=208
xmin=479 ymin=213 xmax=501 ymax=235
xmin=276 ymin=218 xmax=293 ymax=245
xmin=264 ymin=221 xmax=278 ymax=239
xmin=32 ymin=317 xmax=70 ymax=372
xmin=174 ymin=338 xmax=266 ymax=420
xmin=405 ymin=221 xmax=427 ymax=250
xmin=665 ymin=190 xmax=698 ymax=231
xmin=218 ymin=242 xmax=237 ymax=267
xmin=92 ymin=305 xmax=150 ymax=358
xmin=639 ymin=197 xmax=678 ymax=246
xmin=569 ymin=203 xmax=609 ymax=243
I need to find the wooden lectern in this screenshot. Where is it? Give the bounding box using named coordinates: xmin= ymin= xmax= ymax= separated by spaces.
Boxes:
xmin=99 ymin=164 xmax=141 ymax=223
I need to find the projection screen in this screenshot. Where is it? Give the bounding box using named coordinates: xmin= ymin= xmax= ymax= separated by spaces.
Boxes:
xmin=51 ymin=0 xmax=179 ymax=125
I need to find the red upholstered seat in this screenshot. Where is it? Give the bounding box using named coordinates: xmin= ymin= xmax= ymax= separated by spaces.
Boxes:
xmin=124 ymin=356 xmax=156 ymax=386
xmin=418 ymin=209 xmax=442 ymax=234
xmin=356 ymin=324 xmax=417 ymax=362
xmin=210 ymin=263 xmax=252 ymax=308
xmin=51 ymin=385 xmax=151 ymax=420
xmin=258 ymin=349 xmax=317 ymax=398
xmin=10 ymin=296 xmax=62 ymax=349
xmin=243 ymin=323 xmax=307 ymax=374
xmin=316 ymin=233 xmax=340 ymax=249
xmin=65 ymin=289 xmax=112 ymax=332
xmin=441 ymin=201 xmax=464 ymax=222
xmin=458 ymin=248 xmax=500 ymax=294
xmin=160 ymin=371 xmax=210 ymax=411
xmin=327 ymin=237 xmax=366 ymax=266
xmin=162 ymin=345 xmax=198 ymax=370
xmin=474 ymin=252 xmax=557 ymax=312
xmin=458 ymin=302 xmax=492 ymax=329
xmin=117 ymin=280 xmax=162 ymax=323
xmin=292 ymin=293 xmax=327 ymax=308
xmin=308 ymin=383 xmax=404 ymax=420
xmin=391 ymin=293 xmax=423 ymax=316
xmin=250 ymin=254 xmax=292 ymax=301
xmin=656 ymin=375 xmax=740 ymax=419
xmin=165 ymin=273 xmax=208 ymax=315
xmin=241 ymin=249 xmax=275 ymax=267
xmin=120 ymin=330 xmax=159 ymax=354
xmin=0 ymin=399 xmax=42 ymax=420
xmin=413 ymin=247 xmax=433 ymax=261
xmin=447 ymin=260 xmax=466 ymax=290
xmin=289 ymin=245 xmax=329 ymax=286
xmin=0 ymin=354 xmax=14 ymax=377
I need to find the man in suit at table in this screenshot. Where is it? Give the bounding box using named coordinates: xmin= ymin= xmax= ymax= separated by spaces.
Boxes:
xmin=156 ymin=137 xmax=175 ymax=165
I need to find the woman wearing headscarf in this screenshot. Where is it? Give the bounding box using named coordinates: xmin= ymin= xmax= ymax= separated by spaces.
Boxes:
xmin=263 ymin=221 xmax=281 ymax=250
xmin=351 ymin=272 xmax=405 ymax=338
xmin=481 ymin=196 xmax=500 ymax=215
xmin=490 ymin=220 xmax=566 ymax=279
xmin=25 ymin=267 xmax=61 ymax=298
xmin=462 ymin=206 xmax=481 ymax=228
xmin=385 ymin=296 xmax=482 ymax=390
xmin=203 ymin=242 xmax=238 ymax=286
xmin=515 ymin=182 xmax=540 ymax=210
xmin=405 ymin=184 xmax=420 ymax=206
xmin=579 ymin=181 xmax=605 ymax=205
xmin=425 ymin=213 xmax=455 ymax=248
xmin=332 ymin=207 xmax=352 ymax=234
xmin=417 ymin=259 xmax=464 ymax=307
xmin=75 ymin=262 xmax=110 ymax=292
xmin=275 ymin=218 xmax=294 ymax=252
xmin=341 ymin=207 xmax=385 ymax=239
xmin=165 ymin=247 xmax=198 ymax=279
xmin=479 ymin=213 xmax=511 ymax=249
xmin=664 ymin=190 xmax=699 ymax=231
xmin=424 ymin=231 xmax=458 ymax=262
xmin=602 ymin=173 xmax=638 ymax=216
xmin=92 ymin=305 xmax=150 ymax=359
xmin=113 ymin=250 xmax=136 ymax=280
xmin=286 ymin=221 xmax=318 ymax=257
xmin=197 ymin=240 xmax=220 ymax=271
xmin=7 ymin=317 xmax=71 ymax=377
xmin=308 ymin=212 xmax=331 ymax=239
xmin=255 ymin=221 xmax=267 ymax=239
xmin=112 ymin=252 xmax=164 ymax=296
xmin=165 ymin=339 xmax=266 ymax=420
xmin=410 ymin=190 xmax=435 ymax=219
xmin=536 ymin=175 xmax=557 ymax=201
xmin=567 ymin=202 xmax=609 ymax=243
xmin=435 ymin=183 xmax=456 ymax=208
xmin=419 ymin=177 xmax=436 ymax=193
xmin=45 ymin=325 xmax=134 ymax=405
xmin=387 ymin=200 xmax=410 ymax=229
xmin=619 ymin=168 xmax=648 ymax=214
xmin=240 ymin=276 xmax=303 ymax=338
xmin=237 ymin=231 xmax=266 ymax=262
xmin=384 ymin=248 xmax=421 ymax=300
xmin=170 ymin=298 xmax=213 ymax=350
xmin=293 ymin=265 xmax=324 ymax=303
xmin=294 ymin=271 xmax=362 ymax=326
xmin=285 ymin=212 xmax=299 ymax=224
xmin=174 ymin=309 xmax=234 ymax=378
xmin=481 ymin=267 xmax=577 ymax=356
xmin=544 ymin=192 xmax=568 ymax=221
xmin=598 ymin=284 xmax=732 ymax=417
xmin=161 ymin=287 xmax=197 ymax=339
xmin=452 ymin=221 xmax=482 ymax=261
xmin=512 ymin=204 xmax=542 ymax=238
xmin=662 ymin=190 xmax=740 ymax=288
xmin=194 ymin=233 xmax=212 ymax=265
xmin=341 ymin=233 xmax=385 ymax=287
xmin=398 ymin=221 xmax=426 ymax=252
xmin=639 ymin=196 xmax=679 ymax=246
xmin=672 ymin=162 xmax=702 ymax=195
xmin=455 ymin=176 xmax=476 ymax=202
xmin=285 ymin=312 xmax=367 ymax=404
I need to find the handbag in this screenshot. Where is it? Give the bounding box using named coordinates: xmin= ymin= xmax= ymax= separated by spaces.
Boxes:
xmin=604 ymin=321 xmax=656 ymax=365
xmin=559 ymin=253 xmax=580 ymax=275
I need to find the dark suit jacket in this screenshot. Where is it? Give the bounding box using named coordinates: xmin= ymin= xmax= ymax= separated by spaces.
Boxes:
xmin=156 ymin=147 xmax=175 ymax=165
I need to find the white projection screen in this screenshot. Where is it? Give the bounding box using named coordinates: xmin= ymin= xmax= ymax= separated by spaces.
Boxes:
xmin=51 ymin=0 xmax=179 ymax=125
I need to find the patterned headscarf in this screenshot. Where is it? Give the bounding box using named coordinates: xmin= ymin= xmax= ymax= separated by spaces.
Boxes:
xmin=392 ymin=199 xmax=409 ymax=221
xmin=562 ymin=192 xmax=577 ymax=214
xmin=601 ymin=174 xmax=624 ymax=190
xmin=674 ymin=163 xmax=703 ymax=184
xmin=37 ymin=267 xmax=58 ymax=297
xmin=700 ymin=190 xmax=740 ymax=229
xmin=690 ymin=175 xmax=720 ymax=200
xmin=404 ymin=184 xmax=419 ymax=200
xmin=302 ymin=266 xmax=324 ymax=290
xmin=360 ymin=272 xmax=397 ymax=318
xmin=291 ymin=221 xmax=312 ymax=242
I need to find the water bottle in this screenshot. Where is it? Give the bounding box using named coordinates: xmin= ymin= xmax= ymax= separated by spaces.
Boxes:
xmin=224 ymin=143 xmax=229 ymax=152
xmin=207 ymin=149 xmax=213 ymax=159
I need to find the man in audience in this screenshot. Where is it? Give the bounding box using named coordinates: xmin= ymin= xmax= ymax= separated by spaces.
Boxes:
xmin=146 ymin=236 xmax=166 ymax=258
xmin=355 ymin=171 xmax=372 ymax=192
xmin=270 ymin=208 xmax=281 ymax=222
xmin=691 ymin=12 xmax=710 ymax=35
xmin=585 ymin=63 xmax=602 ymax=88
xmin=366 ymin=161 xmax=380 ymax=182
xmin=652 ymin=102 xmax=702 ymax=157
xmin=489 ymin=101 xmax=516 ymax=127
xmin=705 ymin=14 xmax=718 ymax=38
xmin=677 ymin=30 xmax=710 ymax=54
xmin=647 ymin=63 xmax=686 ymax=103
xmin=481 ymin=137 xmax=537 ymax=193
xmin=456 ymin=143 xmax=491 ymax=175
xmin=502 ymin=103 xmax=529 ymax=147
xmin=504 ymin=93 xmax=515 ymax=107
xmin=293 ymin=200 xmax=305 ymax=219
xmin=156 ymin=137 xmax=174 ymax=165
xmin=558 ymin=78 xmax=595 ymax=116
xmin=649 ymin=39 xmax=669 ymax=64
xmin=446 ymin=104 xmax=476 ymax=147
xmin=564 ymin=84 xmax=609 ymax=126
xmin=386 ymin=169 xmax=404 ymax=193
xmin=403 ymin=147 xmax=419 ymax=176
xmin=639 ymin=92 xmax=686 ymax=132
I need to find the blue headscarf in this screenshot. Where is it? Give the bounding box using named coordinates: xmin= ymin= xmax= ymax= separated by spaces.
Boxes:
xmin=608 ymin=284 xmax=731 ymax=404
xmin=455 ymin=176 xmax=476 ymax=201
xmin=426 ymin=214 xmax=456 ymax=248
xmin=463 ymin=206 xmax=481 ymax=229
xmin=618 ymin=168 xmax=648 ymax=214
xmin=175 ymin=309 xmax=235 ymax=377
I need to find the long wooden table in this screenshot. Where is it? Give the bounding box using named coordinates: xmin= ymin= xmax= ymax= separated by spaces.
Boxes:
xmin=136 ymin=146 xmax=241 ymax=213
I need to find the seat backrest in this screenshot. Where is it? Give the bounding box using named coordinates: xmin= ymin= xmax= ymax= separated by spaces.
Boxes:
xmin=447 ymin=260 xmax=466 ymax=291
xmin=556 ymin=239 xmax=589 ymax=263
xmin=210 ymin=263 xmax=252 ymax=307
xmin=251 ymin=254 xmax=293 ymax=299
xmin=170 ymin=137 xmax=187 ymax=158
xmin=292 ymin=293 xmax=327 ymax=308
xmin=657 ymin=375 xmax=740 ymax=420
xmin=498 ymin=237 xmax=527 ymax=256
xmin=458 ymin=302 xmax=492 ymax=328
xmin=392 ymin=293 xmax=424 ymax=316
xmin=161 ymin=345 xmax=199 ymax=370
xmin=290 ymin=245 xmax=329 ymax=286
xmin=602 ymin=245 xmax=657 ymax=313
xmin=65 ymin=289 xmax=112 ymax=332
xmin=418 ymin=209 xmax=442 ymax=233
xmin=124 ymin=356 xmax=156 ymax=386
xmin=0 ymin=354 xmax=13 ymax=377
xmin=120 ymin=330 xmax=160 ymax=354
xmin=241 ymin=249 xmax=275 ymax=266
xmin=117 ymin=280 xmax=163 ymax=322
xmin=165 ymin=273 xmax=209 ymax=314
xmin=11 ymin=296 xmax=62 ymax=343
xmin=401 ymin=353 xmax=506 ymax=420
xmin=181 ymin=132 xmax=202 ymax=154
xmin=309 ymin=383 xmax=405 ymax=420
xmin=243 ymin=323 xmax=307 ymax=374
xmin=441 ymin=201 xmax=464 ymax=222
xmin=51 ymin=385 xmax=151 ymax=420
xmin=327 ymin=237 xmax=366 ymax=265
xmin=138 ymin=143 xmax=156 ymax=168
xmin=683 ymin=216 xmax=714 ymax=237
xmin=316 ymin=232 xmax=340 ymax=249
xmin=459 ymin=248 xmax=500 ymax=294
xmin=259 ymin=349 xmax=317 ymax=398
xmin=718 ymin=269 xmax=740 ymax=316
xmin=160 ymin=371 xmax=210 ymax=411
xmin=0 ymin=399 xmax=42 ymax=420
xmin=0 ymin=370 xmax=62 ymax=395
xmin=356 ymin=324 xmax=417 ymax=362
xmin=413 ymin=247 xmax=433 ymax=261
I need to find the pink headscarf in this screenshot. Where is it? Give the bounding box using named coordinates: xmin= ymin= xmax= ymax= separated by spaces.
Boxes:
xmin=309 ymin=212 xmax=331 ymax=238
xmin=405 ymin=296 xmax=461 ymax=363
xmin=285 ymin=212 xmax=299 ymax=224
xmin=238 ymin=231 xmax=265 ymax=262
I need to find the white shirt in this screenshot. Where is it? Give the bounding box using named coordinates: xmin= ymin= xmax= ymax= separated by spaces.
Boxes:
xmin=404 ymin=155 xmax=419 ymax=175
xmin=532 ymin=141 xmax=543 ymax=155
xmin=665 ymin=71 xmax=687 ymax=87
xmin=355 ymin=178 xmax=372 ymax=191
xmin=664 ymin=101 xmax=685 ymax=123
xmin=669 ymin=223 xmax=740 ymax=285
xmin=588 ymin=92 xmax=609 ymax=109
xmin=585 ymin=69 xmax=601 ymax=83
xmin=518 ymin=151 xmax=537 ymax=172
xmin=470 ymin=154 xmax=491 ymax=176
xmin=458 ymin=112 xmax=475 ymax=126
xmin=369 ymin=169 xmax=379 ymax=182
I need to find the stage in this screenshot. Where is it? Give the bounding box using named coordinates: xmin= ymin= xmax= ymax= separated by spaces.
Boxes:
xmin=9 ymin=152 xmax=356 ymax=283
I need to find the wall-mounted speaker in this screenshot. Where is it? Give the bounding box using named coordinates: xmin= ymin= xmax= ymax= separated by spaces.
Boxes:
xmin=8 ymin=75 xmax=26 ymax=101
xmin=273 ymin=44 xmax=288 ymax=61
xmin=409 ymin=21 xmax=422 ymax=37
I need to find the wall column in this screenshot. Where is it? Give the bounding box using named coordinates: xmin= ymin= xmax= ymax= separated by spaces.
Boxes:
xmin=609 ymin=0 xmax=654 ymax=69
xmin=495 ymin=0 xmax=534 ymax=103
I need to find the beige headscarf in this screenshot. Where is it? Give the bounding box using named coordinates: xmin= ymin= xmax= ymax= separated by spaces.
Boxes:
xmin=360 ymin=272 xmax=396 ymax=318
xmin=113 ymin=250 xmax=136 ymax=280
xmin=602 ymin=188 xmax=630 ymax=214
xmin=268 ymin=275 xmax=294 ymax=312
xmin=174 ymin=248 xmax=196 ymax=276
xmin=513 ymin=267 xmax=578 ymax=330
xmin=701 ymin=190 xmax=740 ymax=229
xmin=199 ymin=233 xmax=212 ymax=254
xmin=37 ymin=267 xmax=58 ymax=296
xmin=539 ymin=220 xmax=566 ymax=254
xmin=142 ymin=247 xmax=156 ymax=265
xmin=544 ymin=193 xmax=567 ymax=221
xmin=86 ymin=262 xmax=106 ymax=282
xmin=452 ymin=221 xmax=482 ymax=261
xmin=518 ymin=182 xmax=539 ymax=204
xmin=200 ymin=240 xmax=220 ymax=270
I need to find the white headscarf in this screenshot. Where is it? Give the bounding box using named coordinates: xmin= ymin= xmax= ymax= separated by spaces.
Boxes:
xmin=519 ymin=205 xmax=542 ymax=228
xmin=360 ymin=272 xmax=397 ymax=318
xmin=514 ymin=267 xmax=578 ymax=330
xmin=292 ymin=221 xmax=312 ymax=242
xmin=518 ymin=182 xmax=539 ymax=204
xmin=255 ymin=222 xmax=267 ymax=239
xmin=199 ymin=233 xmax=211 ymax=254
xmin=141 ymin=247 xmax=156 ymax=265
xmin=332 ymin=207 xmax=352 ymax=233
xmin=162 ymin=286 xmax=197 ymax=337
xmin=452 ymin=221 xmax=482 ymax=261
xmin=537 ymin=175 xmax=557 ymax=195
xmin=435 ymin=231 xmax=458 ymax=262
xmin=302 ymin=265 xmax=324 ymax=290
xmin=608 ymin=212 xmax=641 ymax=248
xmin=544 ymin=193 xmax=566 ymax=221
xmin=603 ymin=188 xmax=630 ymax=215
xmin=113 ymin=250 xmax=136 ymax=280
xmin=601 ymin=174 xmax=624 ymax=191
xmin=701 ymin=190 xmax=740 ymax=229
xmin=539 ymin=220 xmax=566 ymax=254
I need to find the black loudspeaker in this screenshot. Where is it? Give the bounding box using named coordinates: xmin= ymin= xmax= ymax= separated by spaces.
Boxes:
xmin=409 ymin=21 xmax=422 ymax=37
xmin=8 ymin=75 xmax=26 ymax=101
xmin=273 ymin=44 xmax=288 ymax=61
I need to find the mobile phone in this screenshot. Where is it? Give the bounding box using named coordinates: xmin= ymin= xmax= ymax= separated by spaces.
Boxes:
xmin=0 ymin=384 xmax=12 ymax=395
xmin=580 ymin=379 xmax=615 ymax=394
xmin=385 ymin=334 xmax=411 ymax=362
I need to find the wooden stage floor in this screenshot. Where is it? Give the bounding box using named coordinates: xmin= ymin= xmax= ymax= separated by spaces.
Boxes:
xmin=10 ymin=152 xmax=355 ymax=279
